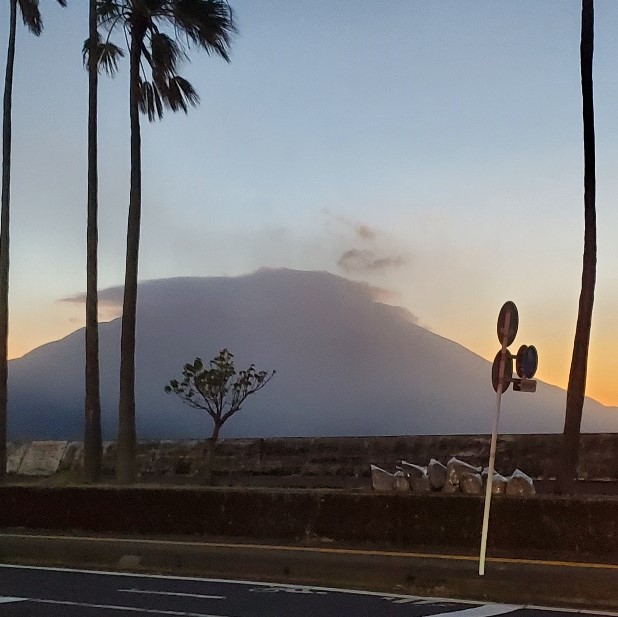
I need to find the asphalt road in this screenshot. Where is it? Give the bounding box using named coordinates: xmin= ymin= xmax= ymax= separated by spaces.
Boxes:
xmin=0 ymin=565 xmax=615 ymax=617
xmin=1 ymin=533 xmax=618 ymax=609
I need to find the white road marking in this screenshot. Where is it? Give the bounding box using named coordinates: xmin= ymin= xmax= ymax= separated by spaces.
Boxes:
xmin=523 ymin=606 xmax=618 ymax=617
xmin=249 ymin=585 xmax=327 ymax=594
xmin=382 ymin=595 xmax=458 ymax=608
xmin=412 ymin=600 xmax=461 ymax=605
xmin=428 ymin=605 xmax=521 ymax=617
xmin=30 ymin=599 xmax=231 ymax=617
xmin=4 ymin=563 xmax=618 ymax=616
xmin=0 ymin=563 xmax=437 ymax=603
xmin=385 ymin=598 xmax=457 ymax=605
xmin=0 ymin=596 xmax=28 ymax=604
xmin=119 ymin=588 xmax=225 ymax=600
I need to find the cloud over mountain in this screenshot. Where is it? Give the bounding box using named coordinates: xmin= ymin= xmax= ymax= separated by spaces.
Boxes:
xmin=337 ymin=248 xmax=407 ymax=273
xmin=8 ymin=269 xmax=618 ymax=440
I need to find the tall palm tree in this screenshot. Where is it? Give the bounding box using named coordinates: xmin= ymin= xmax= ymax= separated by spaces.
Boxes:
xmin=83 ymin=0 xmax=123 ymax=482
xmin=0 ymin=0 xmax=66 ymax=481
xmin=98 ymin=0 xmax=235 ymax=483
xmin=558 ymin=0 xmax=596 ymax=494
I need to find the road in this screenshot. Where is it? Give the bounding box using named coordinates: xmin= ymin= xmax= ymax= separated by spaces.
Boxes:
xmin=1 ymin=533 xmax=618 ymax=609
xmin=0 ymin=565 xmax=615 ymax=617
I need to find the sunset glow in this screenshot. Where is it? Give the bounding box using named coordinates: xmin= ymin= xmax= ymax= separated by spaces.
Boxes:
xmin=4 ymin=1 xmax=618 ymax=415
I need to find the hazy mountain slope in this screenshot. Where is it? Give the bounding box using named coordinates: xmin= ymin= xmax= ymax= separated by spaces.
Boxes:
xmin=7 ymin=269 xmax=618 ymax=439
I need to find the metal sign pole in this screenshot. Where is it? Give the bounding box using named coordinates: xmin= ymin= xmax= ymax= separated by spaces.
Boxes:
xmin=479 ymin=308 xmax=511 ymax=576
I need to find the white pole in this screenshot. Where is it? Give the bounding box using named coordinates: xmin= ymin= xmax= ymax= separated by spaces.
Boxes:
xmin=478 ymin=308 xmax=511 ymax=576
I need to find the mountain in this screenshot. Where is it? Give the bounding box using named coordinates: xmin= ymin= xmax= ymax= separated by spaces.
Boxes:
xmin=7 ymin=269 xmax=618 ymax=439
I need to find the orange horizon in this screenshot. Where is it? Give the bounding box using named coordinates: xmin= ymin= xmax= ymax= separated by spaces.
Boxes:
xmin=8 ymin=327 xmax=618 ymax=410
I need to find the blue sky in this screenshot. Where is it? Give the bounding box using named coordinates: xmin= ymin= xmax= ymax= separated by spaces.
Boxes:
xmin=3 ymin=1 xmax=618 ymax=405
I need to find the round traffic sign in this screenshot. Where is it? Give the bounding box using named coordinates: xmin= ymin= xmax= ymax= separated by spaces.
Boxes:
xmin=516 ymin=344 xmax=538 ymax=379
xmin=491 ymin=349 xmax=513 ymax=393
xmin=497 ymin=301 xmax=518 ymax=346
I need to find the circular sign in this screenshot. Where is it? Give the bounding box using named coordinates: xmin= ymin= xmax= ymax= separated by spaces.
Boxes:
xmin=491 ymin=349 xmax=513 ymax=393
xmin=516 ymin=344 xmax=538 ymax=379
xmin=497 ymin=301 xmax=519 ymax=346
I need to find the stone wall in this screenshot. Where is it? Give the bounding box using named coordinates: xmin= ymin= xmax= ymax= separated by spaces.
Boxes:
xmin=6 ymin=433 xmax=618 ymax=481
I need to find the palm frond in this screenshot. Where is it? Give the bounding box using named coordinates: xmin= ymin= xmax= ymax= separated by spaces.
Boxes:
xmin=107 ymin=0 xmax=235 ymax=121
xmin=169 ymin=0 xmax=236 ymax=61
xmin=83 ymin=35 xmax=125 ymax=76
xmin=98 ymin=41 xmax=125 ymax=74
xmin=17 ymin=0 xmax=66 ymax=36
xmin=97 ymin=0 xmax=125 ymax=28
xmin=138 ymin=78 xmax=165 ymax=121
xmin=150 ymin=32 xmax=184 ymax=73
xmin=17 ymin=0 xmax=43 ymax=36
xmin=139 ymin=73 xmax=198 ymax=121
xmin=161 ymin=74 xmax=199 ymax=113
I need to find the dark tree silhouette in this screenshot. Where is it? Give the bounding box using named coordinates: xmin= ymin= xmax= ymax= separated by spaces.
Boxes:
xmin=97 ymin=0 xmax=235 ymax=483
xmin=82 ymin=0 xmax=124 ymax=482
xmin=0 ymin=0 xmax=66 ymax=481
xmin=558 ymin=0 xmax=596 ymax=494
xmin=166 ymin=349 xmax=275 ymax=482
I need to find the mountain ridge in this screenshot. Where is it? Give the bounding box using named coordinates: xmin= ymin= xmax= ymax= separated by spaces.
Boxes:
xmin=7 ymin=268 xmax=617 ymax=439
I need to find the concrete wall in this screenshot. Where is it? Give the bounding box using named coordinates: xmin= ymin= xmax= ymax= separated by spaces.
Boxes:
xmin=7 ymin=433 xmax=618 ymax=480
xmin=1 ymin=485 xmax=617 ymax=557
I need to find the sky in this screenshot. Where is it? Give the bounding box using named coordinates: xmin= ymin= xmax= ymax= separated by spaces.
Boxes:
xmin=2 ymin=1 xmax=618 ymax=407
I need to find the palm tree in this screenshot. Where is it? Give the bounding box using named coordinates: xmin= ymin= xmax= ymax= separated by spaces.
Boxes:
xmin=558 ymin=0 xmax=596 ymax=494
xmin=0 ymin=0 xmax=66 ymax=481
xmin=83 ymin=0 xmax=123 ymax=482
xmin=98 ymin=0 xmax=235 ymax=483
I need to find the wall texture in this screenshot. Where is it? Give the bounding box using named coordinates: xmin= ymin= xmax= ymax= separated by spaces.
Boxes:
xmin=1 ymin=485 xmax=617 ymax=557
xmin=6 ymin=433 xmax=618 ymax=481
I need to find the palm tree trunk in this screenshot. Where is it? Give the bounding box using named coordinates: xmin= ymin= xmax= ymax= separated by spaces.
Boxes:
xmin=117 ymin=25 xmax=144 ymax=484
xmin=84 ymin=0 xmax=102 ymax=482
xmin=558 ymin=0 xmax=596 ymax=495
xmin=0 ymin=0 xmax=18 ymax=481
